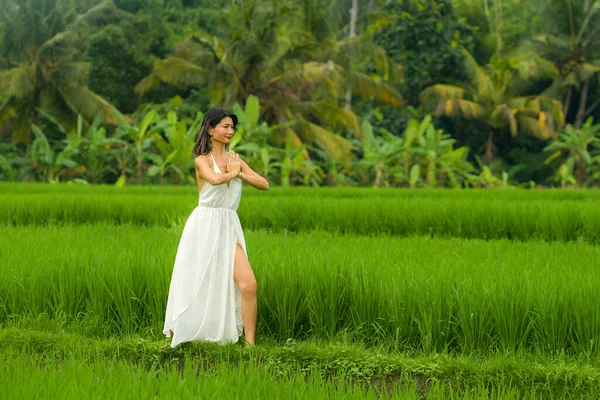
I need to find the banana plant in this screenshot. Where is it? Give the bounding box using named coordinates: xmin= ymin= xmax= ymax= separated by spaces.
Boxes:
xmin=543 ymin=117 xmax=600 ymax=187
xmin=65 ymin=114 xmax=127 ymax=183
xmin=407 ymin=118 xmax=475 ymax=188
xmin=360 ymin=120 xmax=408 ymax=187
xmin=270 ymin=139 xmax=325 ymax=187
xmin=0 ymin=143 xmax=29 ymax=182
xmin=0 ymin=155 xmax=15 ymax=181
xmin=230 ymin=95 xmax=271 ymax=150
xmin=229 ymin=142 xmax=280 ymax=182
xmin=151 ymin=111 xmax=203 ymax=184
xmin=29 ymin=124 xmax=79 ymax=183
xmin=116 ymin=110 xmax=169 ymax=183
xmin=231 ymin=95 xmax=294 ymax=182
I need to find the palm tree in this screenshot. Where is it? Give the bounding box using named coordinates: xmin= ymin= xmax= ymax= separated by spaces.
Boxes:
xmin=0 ymin=0 xmax=125 ymax=143
xmin=135 ymin=0 xmax=403 ymax=161
xmin=532 ymin=0 xmax=600 ymax=127
xmin=420 ymin=49 xmax=564 ymax=163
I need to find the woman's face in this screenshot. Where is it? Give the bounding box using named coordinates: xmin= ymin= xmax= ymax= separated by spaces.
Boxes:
xmin=209 ymin=117 xmax=235 ymax=144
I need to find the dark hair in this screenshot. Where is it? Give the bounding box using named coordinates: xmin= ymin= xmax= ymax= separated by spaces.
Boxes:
xmin=192 ymin=108 xmax=238 ymax=156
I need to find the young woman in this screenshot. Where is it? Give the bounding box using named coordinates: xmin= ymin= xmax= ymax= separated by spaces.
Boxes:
xmin=163 ymin=108 xmax=269 ymax=348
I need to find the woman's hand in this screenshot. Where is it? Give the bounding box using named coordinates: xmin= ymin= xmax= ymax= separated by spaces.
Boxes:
xmin=227 ymin=151 xmax=241 ymax=176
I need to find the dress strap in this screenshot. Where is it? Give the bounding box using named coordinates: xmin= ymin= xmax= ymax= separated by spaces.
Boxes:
xmin=209 ymin=152 xmax=220 ymax=173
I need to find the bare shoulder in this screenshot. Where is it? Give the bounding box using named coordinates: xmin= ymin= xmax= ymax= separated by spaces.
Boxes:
xmin=194 ymin=154 xmax=211 ymax=169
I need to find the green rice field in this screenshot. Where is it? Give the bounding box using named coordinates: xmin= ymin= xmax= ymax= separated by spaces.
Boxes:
xmin=1 ymin=182 xmax=600 ymax=398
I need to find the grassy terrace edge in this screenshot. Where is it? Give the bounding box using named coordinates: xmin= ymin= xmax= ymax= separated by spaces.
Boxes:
xmin=1 ymin=327 xmax=599 ymax=398
xmin=3 ymin=182 xmax=600 ymax=200
xmin=2 ymin=190 xmax=600 ymax=242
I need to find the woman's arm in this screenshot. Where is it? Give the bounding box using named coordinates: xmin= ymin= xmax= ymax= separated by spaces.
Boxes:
xmin=194 ymin=155 xmax=239 ymax=186
xmin=239 ymin=159 xmax=269 ymax=190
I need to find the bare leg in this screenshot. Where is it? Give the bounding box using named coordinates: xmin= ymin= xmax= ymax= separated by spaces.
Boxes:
xmin=233 ymin=244 xmax=257 ymax=346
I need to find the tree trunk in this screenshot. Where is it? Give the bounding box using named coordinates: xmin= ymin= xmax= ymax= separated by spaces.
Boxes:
xmin=563 ymin=86 xmax=572 ymax=119
xmin=427 ymin=160 xmax=436 ymax=188
xmin=482 ymin=0 xmax=491 ymax=17
xmin=574 ymin=158 xmax=588 ymax=186
xmin=137 ymin=156 xmax=143 ymax=184
xmin=345 ymin=0 xmax=358 ymax=111
xmin=574 ymin=78 xmax=590 ymax=128
xmin=493 ymin=0 xmax=503 ymax=54
xmin=483 ymin=129 xmax=496 ymax=165
xmin=374 ymin=161 xmax=382 ymax=188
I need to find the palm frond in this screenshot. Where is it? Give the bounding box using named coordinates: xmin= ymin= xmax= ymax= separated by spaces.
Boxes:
xmin=53 ymin=61 xmax=91 ymax=86
xmin=153 ymin=56 xmax=211 ymax=87
xmin=420 ymin=84 xmax=469 ymax=112
xmin=10 ymin=103 xmax=34 ymax=143
xmin=508 ymin=52 xmax=558 ymax=86
xmin=270 ymin=124 xmax=303 ymax=148
xmin=69 ymin=0 xmax=118 ymax=38
xmin=134 ymin=74 xmax=161 ymax=97
xmin=173 ymin=36 xmax=221 ymax=67
xmin=35 ymin=31 xmax=76 ymax=65
xmin=542 ymin=78 xmax=566 ymax=99
xmin=562 ymin=71 xmax=579 ymax=87
xmin=58 ymin=84 xmax=127 ymax=126
xmin=277 ymin=61 xmax=340 ymax=92
xmin=510 ymin=96 xmax=565 ymax=127
xmin=516 ymin=114 xmax=555 ymax=140
xmin=336 ymin=36 xmax=402 ymax=81
xmin=490 ymin=104 xmax=518 ymax=136
xmin=294 ymin=119 xmax=352 ymax=160
xmin=461 ymin=49 xmax=496 ymax=102
xmin=576 ymin=1 xmax=600 ymax=45
xmin=293 ymin=100 xmax=361 ymax=137
xmin=532 ymin=34 xmax=571 ymax=56
xmin=0 ymin=65 xmax=34 ymax=99
xmin=0 ymin=95 xmax=16 ymax=125
xmin=576 ymin=63 xmax=600 ymax=82
xmin=346 ymin=71 xmax=404 ymax=107
xmin=435 ymin=99 xmax=485 ymax=120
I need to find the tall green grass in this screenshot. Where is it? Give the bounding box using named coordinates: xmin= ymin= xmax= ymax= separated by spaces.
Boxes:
xmin=2 ymin=331 xmax=599 ymax=399
xmin=2 ymin=225 xmax=599 ymax=356
xmin=0 ymin=351 xmax=405 ymax=399
xmin=2 ymin=350 xmax=571 ymax=399
xmin=2 ymin=192 xmax=600 ymax=241
xmin=3 ymin=182 xmax=600 ymax=201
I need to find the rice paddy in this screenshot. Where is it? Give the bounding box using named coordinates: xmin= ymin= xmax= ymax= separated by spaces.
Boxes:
xmin=1 ymin=183 xmax=599 ymax=398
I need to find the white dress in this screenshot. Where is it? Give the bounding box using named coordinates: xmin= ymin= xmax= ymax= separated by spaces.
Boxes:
xmin=163 ymin=153 xmax=245 ymax=347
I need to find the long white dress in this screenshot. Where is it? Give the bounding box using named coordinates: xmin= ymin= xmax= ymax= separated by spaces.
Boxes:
xmin=163 ymin=153 xmax=245 ymax=348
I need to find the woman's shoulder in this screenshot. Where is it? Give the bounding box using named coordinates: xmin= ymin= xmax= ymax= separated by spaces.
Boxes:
xmin=194 ymin=153 xmax=211 ymax=168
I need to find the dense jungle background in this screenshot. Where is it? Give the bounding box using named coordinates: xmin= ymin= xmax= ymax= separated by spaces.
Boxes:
xmin=1 ymin=0 xmax=600 ymax=188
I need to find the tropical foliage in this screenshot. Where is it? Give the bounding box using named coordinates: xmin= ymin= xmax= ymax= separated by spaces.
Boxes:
xmin=0 ymin=1 xmax=126 ymax=143
xmin=135 ymin=0 xmax=404 ymax=161
xmin=420 ymin=50 xmax=564 ymax=163
xmin=544 ymin=117 xmax=600 ymax=187
xmin=532 ymin=0 xmax=600 ymax=128
xmin=1 ymin=0 xmax=600 ymax=187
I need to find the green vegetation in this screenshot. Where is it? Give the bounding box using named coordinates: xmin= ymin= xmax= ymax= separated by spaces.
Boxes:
xmin=2 ymin=0 xmax=600 ymax=188
xmin=2 ymin=224 xmax=600 ymax=354
xmin=3 ymin=0 xmax=600 ymax=394
xmin=1 ymin=184 xmax=600 ymax=396
xmin=1 ymin=331 xmax=599 ymax=399
xmin=2 ymin=186 xmax=600 ymax=242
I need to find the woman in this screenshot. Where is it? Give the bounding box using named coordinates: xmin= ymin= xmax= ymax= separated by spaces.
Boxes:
xmin=163 ymin=108 xmax=269 ymax=348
